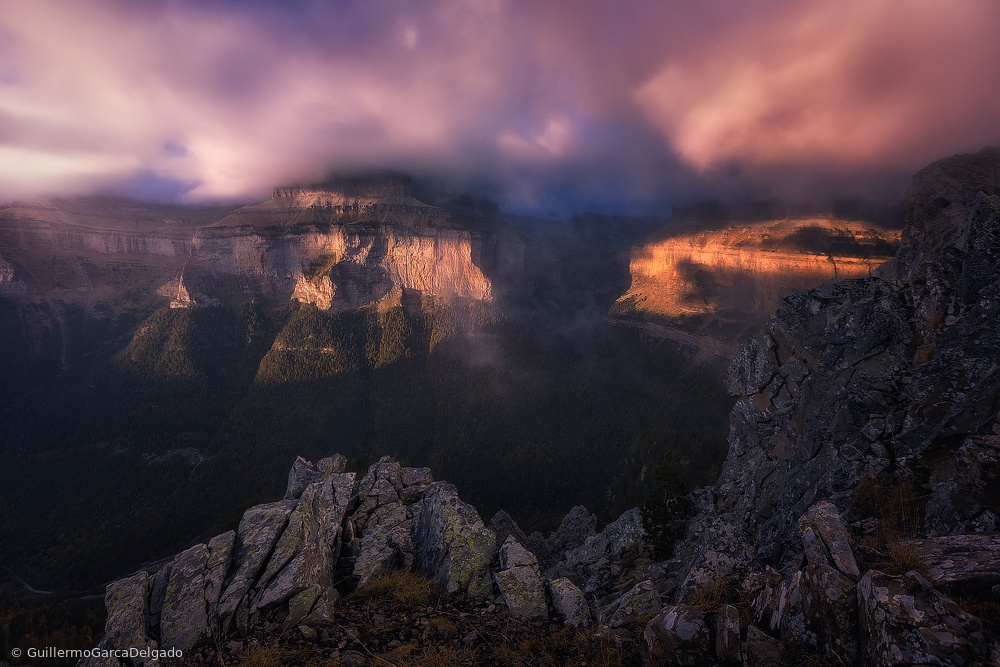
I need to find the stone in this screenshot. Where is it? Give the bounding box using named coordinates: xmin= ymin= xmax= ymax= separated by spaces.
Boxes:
xmin=146 ymin=563 xmax=171 ymax=642
xmin=529 ymin=505 xmax=598 ymax=570
xmin=160 ymin=543 xmax=211 ymax=651
xmin=643 ymin=604 xmax=712 ymax=666
xmin=608 ymin=579 xmax=660 ymax=628
xmin=488 ymin=510 xmax=530 ymax=555
xmin=546 ymin=577 xmax=590 ymax=628
xmin=205 ymin=531 xmax=236 ymax=623
xmin=217 ymin=499 xmax=298 ymax=634
xmin=412 ymin=481 xmax=496 ymax=596
xmin=353 ymin=502 xmax=412 ymax=587
xmin=715 ymin=604 xmax=742 ymax=664
xmin=494 ymin=536 xmax=548 ymax=620
xmin=253 ymin=473 xmax=353 ymax=610
xmin=910 ymin=531 xmax=1000 ymax=592
xmin=799 ymin=501 xmax=860 ymax=580
xmin=547 ymin=507 xmax=645 ymax=599
xmin=858 ymin=569 xmax=991 ymax=666
xmin=742 ymin=625 xmax=787 ymax=667
xmin=87 ymin=571 xmax=154 ymax=665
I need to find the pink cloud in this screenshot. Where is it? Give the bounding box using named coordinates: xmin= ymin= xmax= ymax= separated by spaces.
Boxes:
xmin=0 ymin=0 xmax=998 ymax=206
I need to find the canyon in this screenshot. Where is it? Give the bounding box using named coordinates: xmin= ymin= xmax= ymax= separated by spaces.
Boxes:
xmin=81 ymin=149 xmax=1000 ymax=666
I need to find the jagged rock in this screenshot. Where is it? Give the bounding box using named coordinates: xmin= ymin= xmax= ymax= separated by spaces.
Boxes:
xmin=527 ymin=505 xmax=597 ymax=570
xmin=160 ymin=543 xmax=211 ymax=650
xmin=494 ymin=536 xmax=548 ymax=619
xmin=353 ymin=502 xmax=412 ymax=587
xmin=716 ymin=604 xmax=742 ymax=664
xmin=254 ymin=472 xmax=354 ymax=610
xmin=217 ymin=499 xmax=298 ymax=634
xmin=799 ymin=501 xmax=860 ymax=580
xmin=400 ymin=466 xmax=433 ymax=503
xmin=547 ymin=507 xmax=645 ymax=599
xmin=205 ymin=531 xmax=236 ymax=623
xmin=858 ymin=569 xmax=991 ymax=666
xmin=83 ymin=571 xmax=153 ymax=666
xmin=608 ymin=579 xmax=660 ymax=628
xmin=413 ymin=481 xmax=496 ymax=595
xmin=545 ymin=577 xmax=590 ymax=628
xmin=488 ymin=510 xmax=530 ymax=554
xmin=742 ymin=625 xmax=788 ymax=667
xmin=910 ymin=533 xmax=1000 ymax=592
xmin=643 ymin=604 xmax=712 ymax=666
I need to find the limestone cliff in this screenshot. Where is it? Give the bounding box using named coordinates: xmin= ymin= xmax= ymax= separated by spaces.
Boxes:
xmin=615 ymin=218 xmax=899 ymax=351
xmin=171 ymin=177 xmax=540 ymax=310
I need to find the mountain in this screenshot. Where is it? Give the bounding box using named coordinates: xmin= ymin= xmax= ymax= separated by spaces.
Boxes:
xmin=611 ymin=215 xmax=900 ymax=358
xmin=80 ymin=148 xmax=1000 ymax=667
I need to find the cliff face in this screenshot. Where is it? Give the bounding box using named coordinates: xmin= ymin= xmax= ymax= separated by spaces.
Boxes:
xmin=670 ymin=150 xmax=1000 ymax=663
xmin=617 ymin=218 xmax=898 ymax=328
xmin=171 ymin=178 xmax=544 ymax=310
xmin=176 ymin=223 xmax=496 ymax=310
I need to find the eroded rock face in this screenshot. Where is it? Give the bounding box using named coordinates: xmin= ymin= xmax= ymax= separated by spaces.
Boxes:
xmin=546 ymin=507 xmax=645 ymax=600
xmin=218 ymin=500 xmax=298 ymax=634
xmin=859 ymin=569 xmax=991 ymax=666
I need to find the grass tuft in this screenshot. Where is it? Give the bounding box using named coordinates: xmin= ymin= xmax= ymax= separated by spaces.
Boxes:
xmin=349 ymin=570 xmax=442 ymax=606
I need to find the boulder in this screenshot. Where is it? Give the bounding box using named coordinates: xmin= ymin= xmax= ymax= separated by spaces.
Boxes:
xmin=546 ymin=577 xmax=590 ymax=628
xmin=527 ymin=505 xmax=597 ymax=570
xmin=205 ymin=531 xmax=236 ymax=624
xmin=488 ymin=510 xmax=530 ymax=555
xmin=353 ymin=502 xmax=412 ymax=587
xmin=217 ymin=499 xmax=297 ymax=634
xmin=493 ymin=536 xmax=547 ymax=620
xmin=253 ymin=473 xmax=354 ymax=610
xmin=83 ymin=571 xmax=153 ymax=666
xmin=160 ymin=544 xmax=211 ymax=651
xmin=413 ymin=481 xmax=495 ymax=595
xmin=742 ymin=625 xmax=788 ymax=667
xmin=909 ymin=532 xmax=1000 ymax=592
xmin=608 ymin=579 xmax=660 ymax=628
xmin=858 ymin=569 xmax=991 ymax=665
xmin=799 ymin=501 xmax=860 ymax=580
xmin=643 ymin=604 xmax=713 ymax=666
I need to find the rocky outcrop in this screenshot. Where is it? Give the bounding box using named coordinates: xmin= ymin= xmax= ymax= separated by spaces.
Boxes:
xmin=413 ymin=481 xmax=496 ymax=596
xmin=88 ymin=454 xmax=653 ymax=665
xmin=493 ymin=536 xmax=548 ymax=619
xmin=859 ymin=569 xmax=991 ymax=666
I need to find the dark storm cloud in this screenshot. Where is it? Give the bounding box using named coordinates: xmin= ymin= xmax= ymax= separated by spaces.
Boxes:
xmin=0 ymin=0 xmax=998 ymax=209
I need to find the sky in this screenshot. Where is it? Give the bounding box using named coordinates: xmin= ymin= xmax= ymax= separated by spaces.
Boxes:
xmin=1 ymin=0 xmax=999 ymax=213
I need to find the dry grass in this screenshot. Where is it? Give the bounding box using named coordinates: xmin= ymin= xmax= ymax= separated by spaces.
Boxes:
xmin=879 ymin=540 xmax=930 ymax=577
xmin=349 ymin=570 xmax=442 ymax=606
xmin=953 ymin=594 xmax=1000 ymax=636
xmin=684 ymin=575 xmax=740 ymax=612
xmin=379 ymin=644 xmax=478 ymax=667
xmin=237 ymin=644 xmax=285 ymax=667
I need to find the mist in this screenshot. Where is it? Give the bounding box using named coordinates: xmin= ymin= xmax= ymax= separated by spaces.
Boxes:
xmin=1 ymin=0 xmax=999 ymax=211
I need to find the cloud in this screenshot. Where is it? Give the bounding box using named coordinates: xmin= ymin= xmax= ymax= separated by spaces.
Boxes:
xmin=0 ymin=0 xmax=998 ymax=209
